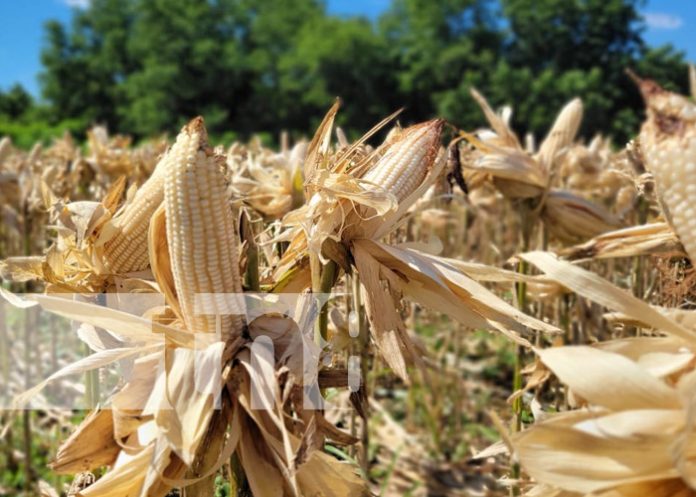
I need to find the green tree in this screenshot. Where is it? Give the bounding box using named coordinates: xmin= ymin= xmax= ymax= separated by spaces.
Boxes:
xmin=502 ymin=0 xmax=643 ymax=72
xmin=380 ymin=0 xmax=688 ymax=143
xmin=379 ymin=0 xmax=502 ymax=121
xmin=276 ymin=15 xmax=399 ymax=135
xmin=40 ymin=0 xmax=134 ymax=128
xmin=0 ymin=85 xmax=33 ymax=119
xmin=236 ymin=0 xmax=325 ymax=136
xmin=494 ymin=0 xmax=688 ymax=141
xmin=35 ymin=0 xmax=690 ymax=143
xmin=119 ymin=0 xmax=251 ymax=135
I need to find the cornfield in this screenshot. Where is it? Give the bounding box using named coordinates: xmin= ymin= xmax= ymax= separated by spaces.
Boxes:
xmin=1 ymin=70 xmax=696 ymax=497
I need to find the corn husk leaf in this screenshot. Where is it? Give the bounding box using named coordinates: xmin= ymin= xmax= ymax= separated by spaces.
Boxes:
xmin=537 ymin=98 xmax=583 ymax=171
xmin=353 ymin=242 xmax=410 ymax=380
xmin=357 ymin=240 xmax=560 ymax=346
xmin=542 ymin=189 xmax=622 ymax=244
xmin=155 ymin=341 xmax=224 ymax=465
xmin=515 ymin=419 xmax=681 ymax=494
xmin=561 ymin=222 xmax=684 ymax=260
xmin=536 ymin=346 xmax=681 ymax=410
xmin=470 ymin=88 xmax=521 ymax=149
xmin=50 ymin=409 xmax=121 ymax=474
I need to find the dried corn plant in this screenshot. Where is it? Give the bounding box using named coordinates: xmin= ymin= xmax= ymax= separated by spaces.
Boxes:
xmin=0 ymin=102 xmax=563 ymax=496
xmin=2 ymin=118 xmax=365 ymax=497
xmin=543 ymin=74 xmax=696 ymax=266
xmin=86 ymin=126 xmax=166 ymax=185
xmin=272 ymin=102 xmax=558 ymax=381
xmin=3 ymin=69 xmax=696 ymax=497
xmin=506 ymin=252 xmax=696 ymax=497
xmin=461 ymin=89 xmax=623 ymax=246
xmin=225 ymin=137 xmax=306 ymax=219
xmin=493 ymin=75 xmax=696 ymax=497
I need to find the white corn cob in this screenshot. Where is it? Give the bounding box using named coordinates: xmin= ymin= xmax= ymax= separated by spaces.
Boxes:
xmin=102 ymin=156 xmax=168 ymax=273
xmin=362 ymin=119 xmax=444 ymax=202
xmin=164 ymin=117 xmax=244 ymax=336
xmin=636 ymin=76 xmax=696 ymax=263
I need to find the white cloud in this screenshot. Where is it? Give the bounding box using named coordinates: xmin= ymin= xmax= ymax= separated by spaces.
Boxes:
xmin=63 ymin=0 xmax=91 ymax=8
xmin=644 ymin=12 xmax=684 ymax=30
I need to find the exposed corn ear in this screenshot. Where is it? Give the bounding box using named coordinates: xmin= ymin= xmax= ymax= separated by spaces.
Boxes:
xmin=634 ymin=75 xmax=696 ymax=263
xmin=100 ymin=154 xmax=167 ymax=273
xmin=348 ymin=119 xmax=445 ymax=242
xmin=163 ymin=117 xmax=244 ymax=336
xmin=362 ymin=119 xmax=444 ymax=203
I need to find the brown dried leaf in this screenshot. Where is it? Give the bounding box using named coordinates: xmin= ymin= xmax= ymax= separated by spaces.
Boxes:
xmin=51 ymin=410 xmax=120 ymax=474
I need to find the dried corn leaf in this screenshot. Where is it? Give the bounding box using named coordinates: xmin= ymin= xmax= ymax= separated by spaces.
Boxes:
xmin=76 ymin=443 xmax=155 ymax=497
xmin=358 ymin=240 xmax=559 ymax=341
xmin=537 ymin=98 xmax=583 ymax=171
xmin=561 ymin=222 xmax=683 ymax=260
xmin=353 ymin=242 xmax=409 ymax=380
xmin=470 ymin=88 xmax=521 ymax=149
xmin=515 ymin=422 xmax=680 ymax=494
xmin=14 ymin=344 xmax=159 ymax=408
xmin=51 ymin=410 xmax=120 ymax=474
xmin=536 ymin=346 xmax=681 ymax=410
xmin=155 ymin=341 xmax=224 ymax=465
xmin=519 ymin=251 xmax=696 ymax=344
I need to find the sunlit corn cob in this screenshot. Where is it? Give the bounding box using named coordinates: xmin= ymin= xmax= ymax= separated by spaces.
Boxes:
xmin=164 ymin=117 xmax=244 ymax=336
xmin=101 ymin=153 xmax=168 ymax=273
xmin=634 ymin=75 xmax=696 ymax=263
xmin=362 ymin=119 xmax=444 ymax=202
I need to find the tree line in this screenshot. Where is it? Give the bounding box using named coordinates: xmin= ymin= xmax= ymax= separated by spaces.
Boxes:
xmin=0 ymin=0 xmax=690 ymax=147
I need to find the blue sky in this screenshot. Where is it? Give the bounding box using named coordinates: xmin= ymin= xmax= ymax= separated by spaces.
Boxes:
xmin=1 ymin=0 xmax=693 ymax=97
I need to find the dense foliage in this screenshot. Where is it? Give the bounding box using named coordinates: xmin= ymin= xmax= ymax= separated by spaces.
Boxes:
xmin=0 ymin=0 xmax=690 ymax=145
